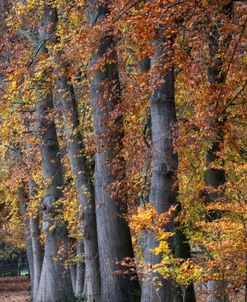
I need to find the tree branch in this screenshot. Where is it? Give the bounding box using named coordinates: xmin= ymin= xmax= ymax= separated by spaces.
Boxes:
xmin=17 ymin=28 xmax=38 ymax=46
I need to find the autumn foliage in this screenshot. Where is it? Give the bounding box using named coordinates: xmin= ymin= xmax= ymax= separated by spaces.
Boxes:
xmin=0 ymin=1 xmax=246 ymax=302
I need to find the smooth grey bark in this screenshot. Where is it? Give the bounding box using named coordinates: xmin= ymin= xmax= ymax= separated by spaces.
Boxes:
xmin=28 ymin=180 xmax=43 ymax=299
xmin=35 ymin=5 xmax=73 ymax=302
xmin=18 ymin=185 xmax=34 ymax=297
xmin=35 ymin=80 xmax=73 ymax=302
xmin=70 ymin=263 xmax=77 ymax=294
xmin=12 ymin=149 xmax=42 ymax=299
xmin=57 ymin=74 xmax=101 ymax=301
xmin=75 ymin=240 xmax=85 ymax=297
xmin=141 ymin=30 xmax=176 ymax=302
xmin=44 ymin=5 xmax=101 ymax=299
xmin=86 ymin=1 xmax=140 ymax=301
xmin=205 ymin=4 xmax=233 ymax=302
xmin=68 ymin=240 xmax=85 ymax=298
xmin=141 ymin=30 xmax=196 ymax=302
xmin=29 ymin=216 xmax=42 ymax=299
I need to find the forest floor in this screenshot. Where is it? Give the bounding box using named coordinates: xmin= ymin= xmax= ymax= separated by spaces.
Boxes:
xmin=0 ymin=276 xmax=30 ymax=302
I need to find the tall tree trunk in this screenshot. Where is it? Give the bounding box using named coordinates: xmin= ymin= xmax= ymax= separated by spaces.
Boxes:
xmin=69 ymin=263 xmax=77 ymax=294
xmin=68 ymin=240 xmax=85 ymax=298
xmin=44 ymin=4 xmax=101 ymax=298
xmin=75 ymin=240 xmax=85 ymax=297
xmin=28 ymin=180 xmax=43 ymax=299
xmin=205 ymin=3 xmax=233 ymax=302
xmin=15 ymin=146 xmax=43 ymax=299
xmin=35 ymin=5 xmax=73 ymax=302
xmin=57 ymin=74 xmax=101 ymax=301
xmin=141 ymin=29 xmax=196 ymax=302
xmin=18 ymin=185 xmax=34 ymax=297
xmin=86 ymin=1 xmax=140 ymax=301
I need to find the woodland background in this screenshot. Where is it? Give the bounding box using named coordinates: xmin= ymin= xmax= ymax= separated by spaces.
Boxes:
xmin=0 ymin=0 xmax=246 ymax=302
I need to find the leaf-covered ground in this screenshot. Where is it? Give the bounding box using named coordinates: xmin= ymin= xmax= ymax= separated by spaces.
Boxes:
xmin=0 ymin=276 xmax=30 ymax=302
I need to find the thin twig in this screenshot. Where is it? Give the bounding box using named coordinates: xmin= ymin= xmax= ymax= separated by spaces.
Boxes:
xmin=211 ymin=17 xmax=247 ymax=122
xmin=27 ymin=31 xmax=57 ymax=68
xmin=112 ymin=0 xmax=141 ymax=24
xmin=216 ymin=80 xmax=247 ymax=118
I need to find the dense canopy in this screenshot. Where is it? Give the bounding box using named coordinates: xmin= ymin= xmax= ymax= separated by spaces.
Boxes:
xmin=0 ymin=1 xmax=246 ymax=302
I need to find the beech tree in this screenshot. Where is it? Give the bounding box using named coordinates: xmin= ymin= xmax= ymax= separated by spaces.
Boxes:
xmin=0 ymin=1 xmax=246 ymax=302
xmin=51 ymin=7 xmax=101 ymax=301
xmin=205 ymin=2 xmax=233 ymax=302
xmin=34 ymin=5 xmax=73 ymax=302
xmin=140 ymin=28 xmax=176 ymax=302
xmin=86 ymin=1 xmax=140 ymax=301
xmin=139 ymin=25 xmax=196 ymax=302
